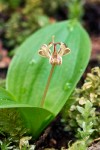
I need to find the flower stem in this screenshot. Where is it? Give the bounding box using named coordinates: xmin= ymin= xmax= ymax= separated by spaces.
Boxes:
xmin=40 ymin=65 xmax=55 ymax=107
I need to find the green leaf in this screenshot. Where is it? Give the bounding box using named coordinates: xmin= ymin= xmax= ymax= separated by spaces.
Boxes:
xmin=77 ymin=106 xmax=84 ymax=114
xmin=0 ymin=87 xmax=16 ymax=103
xmin=0 ymin=88 xmax=54 ymax=139
xmin=19 ymin=107 xmax=54 ymax=139
xmin=5 ymin=20 xmax=91 ymax=137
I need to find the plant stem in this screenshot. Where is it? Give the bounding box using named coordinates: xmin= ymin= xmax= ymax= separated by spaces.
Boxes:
xmin=40 ymin=65 xmax=55 ymax=107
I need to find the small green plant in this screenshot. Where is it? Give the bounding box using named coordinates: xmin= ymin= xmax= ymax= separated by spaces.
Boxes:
xmin=67 ymin=0 xmax=84 ymax=20
xmin=76 ymin=100 xmax=95 ymax=142
xmin=68 ymin=140 xmax=87 ymax=150
xmin=0 ymin=108 xmax=28 ymax=139
xmin=0 ymin=20 xmax=91 ymax=139
xmin=61 ymin=67 xmax=100 ymax=148
xmin=4 ymin=9 xmax=50 ymax=49
xmin=0 ymin=138 xmax=14 ymax=150
xmin=0 ymin=0 xmax=50 ymax=49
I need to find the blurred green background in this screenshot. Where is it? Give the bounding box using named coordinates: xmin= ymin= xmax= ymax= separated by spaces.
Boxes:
xmin=0 ymin=0 xmax=100 ymax=79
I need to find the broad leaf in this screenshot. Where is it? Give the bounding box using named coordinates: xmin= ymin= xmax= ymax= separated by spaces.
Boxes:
xmin=19 ymin=107 xmax=54 ymax=139
xmin=6 ymin=20 xmax=91 ymax=114
xmin=0 ymin=88 xmax=54 ymax=139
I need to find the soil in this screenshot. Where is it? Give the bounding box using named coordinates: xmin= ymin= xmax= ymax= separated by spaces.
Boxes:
xmin=35 ymin=116 xmax=75 ymax=150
